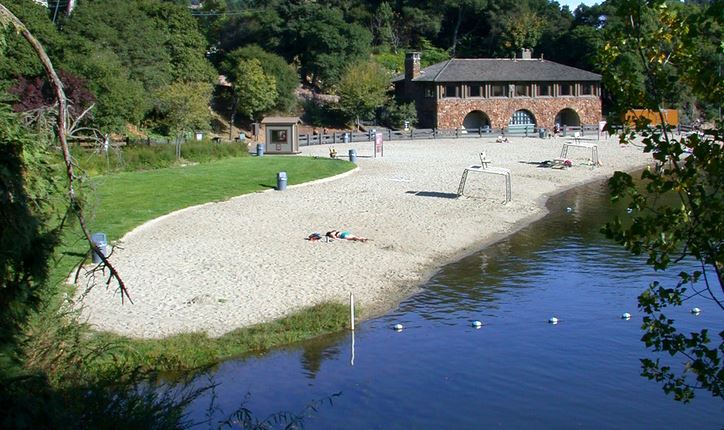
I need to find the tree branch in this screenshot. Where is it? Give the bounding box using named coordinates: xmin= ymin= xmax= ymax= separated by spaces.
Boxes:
xmin=0 ymin=4 xmax=131 ymax=303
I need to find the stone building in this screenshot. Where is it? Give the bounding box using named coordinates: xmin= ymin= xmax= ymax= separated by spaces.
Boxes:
xmin=392 ymin=50 xmax=602 ymax=131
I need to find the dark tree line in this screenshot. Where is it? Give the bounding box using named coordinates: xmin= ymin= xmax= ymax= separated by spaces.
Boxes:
xmin=1 ymin=0 xmax=718 ymax=136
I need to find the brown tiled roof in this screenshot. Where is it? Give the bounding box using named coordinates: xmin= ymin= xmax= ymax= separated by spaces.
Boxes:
xmin=261 ymin=117 xmax=301 ymax=124
xmin=392 ymin=58 xmax=601 ymax=83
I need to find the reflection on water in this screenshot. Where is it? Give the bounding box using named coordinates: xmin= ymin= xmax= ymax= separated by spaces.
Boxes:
xmin=186 ymin=179 xmax=723 ymax=429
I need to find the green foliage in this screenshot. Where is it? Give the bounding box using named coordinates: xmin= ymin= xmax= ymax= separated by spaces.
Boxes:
xmin=223 ymin=45 xmax=299 ymax=113
xmin=285 ymin=3 xmax=372 ymax=90
xmin=337 ymin=61 xmax=390 ymax=128
xmin=62 ymin=46 xmax=149 ymax=130
xmin=373 ymin=50 xmax=405 ymax=74
xmin=0 ymin=0 xmax=63 ymax=84
xmin=419 ymin=38 xmax=450 ymax=68
xmin=153 ymin=81 xmax=214 ymax=136
xmin=599 ymin=0 xmax=723 ymax=402
xmin=301 ymin=97 xmax=346 ymax=128
xmin=380 ymin=99 xmax=417 ymax=129
xmin=144 ymin=0 xmax=216 ymax=84
xmin=501 ymin=6 xmax=545 ymax=53
xmin=232 ymin=58 xmax=277 ymax=121
xmin=0 ymin=102 xmax=63 ymax=375
xmin=373 ymin=2 xmax=399 ymax=51
xmin=61 ymin=0 xmax=173 ymax=92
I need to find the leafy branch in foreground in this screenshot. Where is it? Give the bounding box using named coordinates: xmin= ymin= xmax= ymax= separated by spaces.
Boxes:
xmin=599 ymin=0 xmax=723 ymax=402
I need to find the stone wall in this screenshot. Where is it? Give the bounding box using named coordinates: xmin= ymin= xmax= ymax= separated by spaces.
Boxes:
xmin=435 ymin=97 xmax=601 ymax=130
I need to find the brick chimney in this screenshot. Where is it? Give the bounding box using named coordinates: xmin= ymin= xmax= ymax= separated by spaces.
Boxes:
xmin=517 ymin=48 xmax=532 ymax=60
xmin=405 ymin=52 xmax=421 ymax=81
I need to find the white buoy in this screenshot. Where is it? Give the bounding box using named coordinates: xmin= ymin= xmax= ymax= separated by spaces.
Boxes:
xmin=548 ymin=317 xmax=559 ymax=324
xmin=393 ymin=323 xmax=404 ymax=331
xmin=472 ymin=320 xmax=483 ymax=328
xmin=626 ymin=208 xmax=633 ymax=214
xmin=691 ymin=307 xmax=701 ymax=315
xmin=566 ymin=207 xmax=573 ymax=213
xmin=622 ymin=312 xmax=632 ymax=320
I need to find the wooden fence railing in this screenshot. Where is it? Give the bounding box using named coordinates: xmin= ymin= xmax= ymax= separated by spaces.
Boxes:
xmin=299 ymin=124 xmax=603 ymax=146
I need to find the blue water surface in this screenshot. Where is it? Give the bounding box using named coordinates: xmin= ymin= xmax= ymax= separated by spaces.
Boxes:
xmin=185 ymin=179 xmax=722 ymax=429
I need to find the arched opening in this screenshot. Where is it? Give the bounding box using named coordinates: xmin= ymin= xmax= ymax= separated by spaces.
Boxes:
xmin=555 ymin=108 xmax=581 ymax=127
xmin=509 ymin=109 xmax=536 ymax=126
xmin=462 ymin=110 xmax=491 ymax=131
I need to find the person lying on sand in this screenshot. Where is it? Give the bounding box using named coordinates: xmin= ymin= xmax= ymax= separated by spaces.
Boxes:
xmin=495 ymin=135 xmax=509 ymax=143
xmin=326 ymin=230 xmax=368 ymax=242
xmin=307 ymin=232 xmax=323 ymax=241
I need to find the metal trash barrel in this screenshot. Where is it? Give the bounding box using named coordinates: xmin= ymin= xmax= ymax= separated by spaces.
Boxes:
xmin=539 ymin=128 xmax=546 ymax=138
xmin=256 ymin=143 xmax=264 ymax=157
xmin=277 ymin=171 xmax=287 ymax=191
xmin=91 ymin=232 xmax=107 ymax=264
xmin=349 ymin=149 xmax=357 ymax=163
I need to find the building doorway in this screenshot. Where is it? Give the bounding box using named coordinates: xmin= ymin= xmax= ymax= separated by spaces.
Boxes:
xmin=462 ymin=110 xmax=491 ymax=131
xmin=509 ymin=109 xmax=536 ymax=126
xmin=555 ymin=108 xmax=581 ymax=127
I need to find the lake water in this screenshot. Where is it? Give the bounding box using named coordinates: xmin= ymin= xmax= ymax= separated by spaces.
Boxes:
xmin=186 ymin=178 xmax=722 ymax=429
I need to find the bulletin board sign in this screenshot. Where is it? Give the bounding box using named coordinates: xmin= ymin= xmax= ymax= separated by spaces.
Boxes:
xmin=374 ymin=132 xmax=384 ymax=157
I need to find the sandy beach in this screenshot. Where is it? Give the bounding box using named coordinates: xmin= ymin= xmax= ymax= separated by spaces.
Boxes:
xmin=76 ymin=135 xmax=651 ymax=338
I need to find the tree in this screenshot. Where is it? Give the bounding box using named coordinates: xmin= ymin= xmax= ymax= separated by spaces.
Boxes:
xmin=153 ymin=81 xmax=213 ymax=136
xmin=442 ymin=0 xmax=487 ymax=56
xmin=143 ymin=0 xmax=216 ymax=84
xmin=61 ymin=43 xmax=148 ymax=131
xmin=231 ymin=58 xmax=276 ymax=130
xmin=599 ymin=0 xmax=723 ymax=402
xmin=501 ymin=6 xmax=545 ymax=54
xmin=337 ymin=61 xmax=389 ymax=130
xmin=61 ymin=0 xmax=173 ymax=92
xmin=284 ymin=3 xmax=372 ymax=90
xmin=222 ymin=45 xmax=298 ymax=113
xmin=372 ymin=2 xmax=400 ymax=52
xmin=0 ymin=0 xmax=63 ymax=83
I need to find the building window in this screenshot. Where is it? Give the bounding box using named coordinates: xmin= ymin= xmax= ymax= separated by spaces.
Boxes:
xmin=491 ymin=84 xmax=508 ymax=97
xmin=560 ymin=83 xmax=574 ymax=96
xmin=424 ymin=86 xmax=435 ymax=98
xmin=581 ymin=83 xmax=596 ymax=96
xmin=443 ymin=84 xmax=458 ymax=98
xmin=270 ymin=129 xmax=288 ymax=143
xmin=514 ymin=84 xmax=529 ymax=97
xmin=538 ymin=83 xmax=552 ymax=97
xmin=469 ymin=85 xmax=482 ymax=97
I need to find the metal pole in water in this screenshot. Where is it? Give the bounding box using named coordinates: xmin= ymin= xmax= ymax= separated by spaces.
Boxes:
xmin=350 ymin=292 xmax=355 ymax=331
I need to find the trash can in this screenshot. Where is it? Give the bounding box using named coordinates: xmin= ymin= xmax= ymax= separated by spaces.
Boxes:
xmin=277 ymin=171 xmax=287 ymax=191
xmin=91 ymin=232 xmax=107 ymax=264
xmin=343 ymin=132 xmax=350 ymax=143
xmin=539 ymin=128 xmax=546 ymax=138
xmin=256 ymin=143 xmax=264 ymax=157
xmin=349 ymin=149 xmax=357 ymax=163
